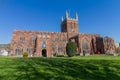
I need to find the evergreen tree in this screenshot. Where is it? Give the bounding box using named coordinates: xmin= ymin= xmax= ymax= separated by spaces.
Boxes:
xmin=66 ymin=42 xmax=77 ymax=57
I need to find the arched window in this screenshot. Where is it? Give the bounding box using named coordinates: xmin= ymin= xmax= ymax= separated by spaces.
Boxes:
xmin=27 ymin=47 xmax=34 ymax=55
xmin=82 ymin=38 xmax=89 ymax=51
xmin=58 ymin=46 xmax=63 ymax=54
xmin=71 ymin=22 xmax=75 ymax=32
xmin=51 ymin=43 xmax=55 ymax=54
xmin=52 ymin=47 xmax=55 ymax=53
xmin=20 ymin=35 xmax=25 ymax=41
xmin=42 ymin=41 xmax=46 ymax=48
xmin=62 ymin=37 xmax=66 ymax=42
xmin=16 ymin=47 xmax=23 ymax=55
xmin=71 ymin=22 xmax=72 ymax=29
xmin=30 ymin=36 xmax=35 ymax=42
xmin=55 ymin=36 xmax=59 ymax=41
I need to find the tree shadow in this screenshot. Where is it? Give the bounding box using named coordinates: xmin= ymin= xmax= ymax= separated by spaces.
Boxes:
xmin=1 ymin=58 xmax=120 ymax=80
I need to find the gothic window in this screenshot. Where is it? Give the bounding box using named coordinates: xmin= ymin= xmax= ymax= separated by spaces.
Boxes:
xmin=42 ymin=41 xmax=46 ymax=48
xmin=58 ymin=46 xmax=63 ymax=54
xmin=55 ymin=36 xmax=59 ymax=41
xmin=71 ymin=22 xmax=72 ymax=29
xmin=30 ymin=36 xmax=35 ymax=42
xmin=62 ymin=37 xmax=66 ymax=42
xmin=20 ymin=35 xmax=25 ymax=41
xmin=74 ymin=23 xmax=76 ymax=32
xmin=27 ymin=47 xmax=34 ymax=54
xmin=82 ymin=38 xmax=89 ymax=51
xmin=52 ymin=47 xmax=55 ymax=53
xmin=71 ymin=22 xmax=74 ymax=32
xmin=16 ymin=47 xmax=23 ymax=55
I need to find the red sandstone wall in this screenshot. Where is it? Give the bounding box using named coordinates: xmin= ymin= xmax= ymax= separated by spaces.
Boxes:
xmin=11 ymin=30 xmax=68 ymax=57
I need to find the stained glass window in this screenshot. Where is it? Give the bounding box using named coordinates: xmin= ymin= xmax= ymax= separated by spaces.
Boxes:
xmin=30 ymin=36 xmax=35 ymax=42
xmin=27 ymin=47 xmax=34 ymax=54
xmin=42 ymin=41 xmax=46 ymax=48
xmin=16 ymin=47 xmax=23 ymax=55
xmin=82 ymin=38 xmax=89 ymax=51
xmin=55 ymin=36 xmax=59 ymax=41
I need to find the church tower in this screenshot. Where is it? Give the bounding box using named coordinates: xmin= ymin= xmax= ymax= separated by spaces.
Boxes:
xmin=61 ymin=11 xmax=79 ymax=35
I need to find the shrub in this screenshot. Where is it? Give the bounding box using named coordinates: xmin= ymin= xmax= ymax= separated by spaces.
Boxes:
xmin=23 ymin=52 xmax=28 ymax=57
xmin=66 ymin=42 xmax=77 ymax=57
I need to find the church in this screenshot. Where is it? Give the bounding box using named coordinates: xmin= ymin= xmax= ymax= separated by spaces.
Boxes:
xmin=10 ymin=11 xmax=116 ymax=57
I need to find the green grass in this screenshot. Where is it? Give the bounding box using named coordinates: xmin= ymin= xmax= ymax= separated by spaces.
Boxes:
xmin=0 ymin=55 xmax=120 ymax=80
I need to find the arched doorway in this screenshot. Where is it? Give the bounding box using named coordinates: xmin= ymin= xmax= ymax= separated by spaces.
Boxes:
xmin=42 ymin=49 xmax=47 ymax=57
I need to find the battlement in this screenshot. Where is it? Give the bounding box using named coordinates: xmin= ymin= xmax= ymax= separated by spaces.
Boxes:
xmin=61 ymin=11 xmax=78 ymax=22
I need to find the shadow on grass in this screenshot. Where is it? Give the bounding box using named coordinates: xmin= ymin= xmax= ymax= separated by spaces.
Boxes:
xmin=1 ymin=57 xmax=120 ymax=80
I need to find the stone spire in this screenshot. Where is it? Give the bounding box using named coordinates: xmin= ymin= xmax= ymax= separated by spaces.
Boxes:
xmin=75 ymin=12 xmax=78 ymax=20
xmin=61 ymin=16 xmax=64 ymax=22
xmin=66 ymin=10 xmax=69 ymax=19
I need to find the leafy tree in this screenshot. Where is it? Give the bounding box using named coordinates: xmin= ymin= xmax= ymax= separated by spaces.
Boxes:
xmin=6 ymin=44 xmax=11 ymax=54
xmin=116 ymin=47 xmax=120 ymax=54
xmin=66 ymin=42 xmax=77 ymax=57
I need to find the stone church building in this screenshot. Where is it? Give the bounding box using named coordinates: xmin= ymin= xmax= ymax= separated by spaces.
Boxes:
xmin=10 ymin=11 xmax=116 ymax=57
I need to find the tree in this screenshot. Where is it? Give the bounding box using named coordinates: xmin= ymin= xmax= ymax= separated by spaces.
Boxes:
xmin=116 ymin=47 xmax=120 ymax=54
xmin=6 ymin=44 xmax=11 ymax=54
xmin=66 ymin=42 xmax=77 ymax=57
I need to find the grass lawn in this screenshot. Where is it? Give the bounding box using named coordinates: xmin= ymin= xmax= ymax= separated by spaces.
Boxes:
xmin=0 ymin=55 xmax=120 ymax=80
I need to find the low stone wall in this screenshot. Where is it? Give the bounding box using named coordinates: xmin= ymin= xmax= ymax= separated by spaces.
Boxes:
xmin=80 ymin=53 xmax=90 ymax=56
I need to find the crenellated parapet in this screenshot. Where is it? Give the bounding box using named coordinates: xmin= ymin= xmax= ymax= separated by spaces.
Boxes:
xmin=61 ymin=11 xmax=78 ymax=22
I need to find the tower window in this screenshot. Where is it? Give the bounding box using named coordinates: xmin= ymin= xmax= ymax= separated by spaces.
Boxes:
xmin=71 ymin=22 xmax=75 ymax=32
xmin=71 ymin=22 xmax=73 ymax=29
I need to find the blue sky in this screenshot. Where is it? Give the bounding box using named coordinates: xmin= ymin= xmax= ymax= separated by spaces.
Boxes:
xmin=0 ymin=0 xmax=120 ymax=44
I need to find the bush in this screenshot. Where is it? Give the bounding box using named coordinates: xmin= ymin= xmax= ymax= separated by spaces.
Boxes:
xmin=23 ymin=52 xmax=28 ymax=57
xmin=66 ymin=42 xmax=77 ymax=57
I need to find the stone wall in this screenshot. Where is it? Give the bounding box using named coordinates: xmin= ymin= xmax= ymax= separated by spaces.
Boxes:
xmin=11 ymin=30 xmax=68 ymax=57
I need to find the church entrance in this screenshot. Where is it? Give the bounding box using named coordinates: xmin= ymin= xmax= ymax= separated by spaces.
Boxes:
xmin=42 ymin=49 xmax=47 ymax=57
